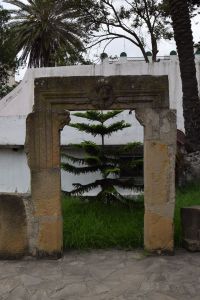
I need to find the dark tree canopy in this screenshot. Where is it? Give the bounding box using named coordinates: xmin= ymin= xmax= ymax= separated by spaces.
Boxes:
xmin=169 ymin=0 xmax=200 ymax=151
xmin=0 ymin=5 xmax=17 ymax=98
xmin=4 ymin=0 xmax=88 ymax=67
xmin=188 ymin=0 xmax=200 ymax=6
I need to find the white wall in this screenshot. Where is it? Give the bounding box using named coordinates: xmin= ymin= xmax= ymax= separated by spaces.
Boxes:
xmin=0 ymin=111 xmax=143 ymax=146
xmin=1 ymin=56 xmax=200 ymax=194
xmin=0 ymin=145 xmax=142 ymax=195
xmin=0 ymin=149 xmax=30 ymax=193
xmin=0 ymin=148 xmax=108 ymax=194
xmin=0 ymin=55 xmax=189 ymax=131
xmin=0 ymin=109 xmax=143 ymax=194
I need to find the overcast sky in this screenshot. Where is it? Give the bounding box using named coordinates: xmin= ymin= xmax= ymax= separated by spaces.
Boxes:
xmin=1 ymin=0 xmax=200 ymax=80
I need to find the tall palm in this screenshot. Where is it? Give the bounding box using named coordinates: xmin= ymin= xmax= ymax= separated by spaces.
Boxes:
xmin=4 ymin=0 xmax=86 ymax=67
xmin=169 ymin=0 xmax=200 ymax=151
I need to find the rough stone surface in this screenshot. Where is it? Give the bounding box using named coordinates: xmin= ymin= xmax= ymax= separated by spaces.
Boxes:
xmin=0 ymin=250 xmax=199 ymax=299
xmin=144 ymin=212 xmax=174 ymax=253
xmin=24 ymin=75 xmax=176 ymax=257
xmin=144 ymin=141 xmax=170 ymax=205
xmin=181 ymin=206 xmax=200 ymax=251
xmin=0 ymin=194 xmax=28 ymax=258
xmin=25 ymin=110 xmax=70 ymax=258
xmin=136 ymin=108 xmax=176 ymax=253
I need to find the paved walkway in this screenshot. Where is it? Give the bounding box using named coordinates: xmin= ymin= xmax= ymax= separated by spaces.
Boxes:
xmin=0 ymin=250 xmax=199 ymax=300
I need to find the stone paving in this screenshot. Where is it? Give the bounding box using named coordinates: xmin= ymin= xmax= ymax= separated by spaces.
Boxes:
xmin=0 ymin=250 xmax=199 ymax=300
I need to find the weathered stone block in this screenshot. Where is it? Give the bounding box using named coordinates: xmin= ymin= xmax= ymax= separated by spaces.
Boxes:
xmin=31 ymin=169 xmax=61 ymax=217
xmin=145 ymin=141 xmax=170 ymax=205
xmin=144 ymin=211 xmax=174 ymax=254
xmin=181 ymin=206 xmax=200 ymax=251
xmin=36 ymin=216 xmax=63 ymax=258
xmin=0 ymin=194 xmax=28 ymax=258
xmin=23 ymin=75 xmax=176 ymax=257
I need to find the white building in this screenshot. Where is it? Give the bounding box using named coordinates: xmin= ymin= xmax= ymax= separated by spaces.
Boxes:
xmin=1 ymin=54 xmax=200 ymax=194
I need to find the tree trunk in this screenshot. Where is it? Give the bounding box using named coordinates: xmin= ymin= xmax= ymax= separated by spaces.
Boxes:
xmin=169 ymin=0 xmax=200 ymax=152
xmin=151 ymin=34 xmax=158 ymax=62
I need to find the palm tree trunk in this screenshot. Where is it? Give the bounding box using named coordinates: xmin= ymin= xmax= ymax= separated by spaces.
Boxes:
xmin=169 ymin=0 xmax=200 ymax=151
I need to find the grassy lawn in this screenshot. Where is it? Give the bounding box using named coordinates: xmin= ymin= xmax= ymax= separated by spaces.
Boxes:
xmin=62 ymin=184 xmax=200 ymax=250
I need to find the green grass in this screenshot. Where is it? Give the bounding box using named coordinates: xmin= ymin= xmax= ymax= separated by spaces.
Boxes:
xmin=62 ymin=184 xmax=200 ymax=249
xmin=62 ymin=197 xmax=144 ymax=249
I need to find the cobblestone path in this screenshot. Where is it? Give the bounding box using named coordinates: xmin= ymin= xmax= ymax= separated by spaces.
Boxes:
xmin=0 ymin=250 xmax=199 ymax=300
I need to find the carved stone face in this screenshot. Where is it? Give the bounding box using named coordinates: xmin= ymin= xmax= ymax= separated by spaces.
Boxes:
xmin=92 ymin=83 xmax=114 ymax=109
xmin=97 ymin=84 xmax=112 ymax=101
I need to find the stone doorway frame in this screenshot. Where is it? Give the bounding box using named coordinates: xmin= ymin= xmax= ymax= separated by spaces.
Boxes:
xmin=25 ymin=75 xmax=176 ymax=258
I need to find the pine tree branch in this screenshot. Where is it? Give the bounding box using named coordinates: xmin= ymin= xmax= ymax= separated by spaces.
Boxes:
xmin=72 ymin=141 xmax=101 ymax=156
xmin=69 ymin=121 xmax=131 ymax=137
xmin=121 ymin=142 xmax=143 ymax=152
xmin=61 ymin=162 xmax=118 ymax=175
xmin=105 ymin=121 xmax=131 ymax=136
xmin=61 ymin=162 xmax=101 ymax=174
xmin=67 ymin=180 xmax=102 ymax=195
xmin=61 ymin=153 xmax=86 ymax=165
xmin=72 ymin=110 xmax=123 ymax=122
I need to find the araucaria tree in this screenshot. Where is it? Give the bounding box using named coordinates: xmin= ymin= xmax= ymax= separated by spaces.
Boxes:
xmin=4 ymin=0 xmax=87 ymax=67
xmin=62 ymin=111 xmax=143 ymax=202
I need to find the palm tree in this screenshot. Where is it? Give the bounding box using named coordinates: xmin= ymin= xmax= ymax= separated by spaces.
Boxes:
xmin=169 ymin=0 xmax=200 ymax=152
xmin=4 ymin=0 xmax=86 ymax=67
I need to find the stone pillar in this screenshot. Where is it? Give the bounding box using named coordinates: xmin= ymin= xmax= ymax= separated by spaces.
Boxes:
xmin=136 ymin=108 xmax=176 ymax=254
xmin=25 ymin=109 xmax=70 ymax=258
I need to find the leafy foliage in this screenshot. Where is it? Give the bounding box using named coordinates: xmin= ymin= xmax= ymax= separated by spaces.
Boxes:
xmin=62 ymin=110 xmax=143 ymax=203
xmin=75 ymin=0 xmax=173 ymax=62
xmin=0 ymin=6 xmax=18 ymax=98
xmin=70 ymin=121 xmax=131 ymax=137
xmin=4 ymin=0 xmax=88 ymax=67
xmin=0 ymin=83 xmax=18 ymax=99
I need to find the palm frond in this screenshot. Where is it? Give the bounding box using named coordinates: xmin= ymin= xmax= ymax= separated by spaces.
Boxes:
xmin=4 ymin=0 xmax=86 ymax=67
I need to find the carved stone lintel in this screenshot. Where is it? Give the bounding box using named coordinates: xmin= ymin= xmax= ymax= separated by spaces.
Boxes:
xmin=91 ymin=79 xmax=115 ymax=109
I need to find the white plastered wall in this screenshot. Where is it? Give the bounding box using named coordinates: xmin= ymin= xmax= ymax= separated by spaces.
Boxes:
xmin=1 ymin=55 xmax=200 ymax=193
xmin=0 ymin=55 xmax=186 ymax=130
